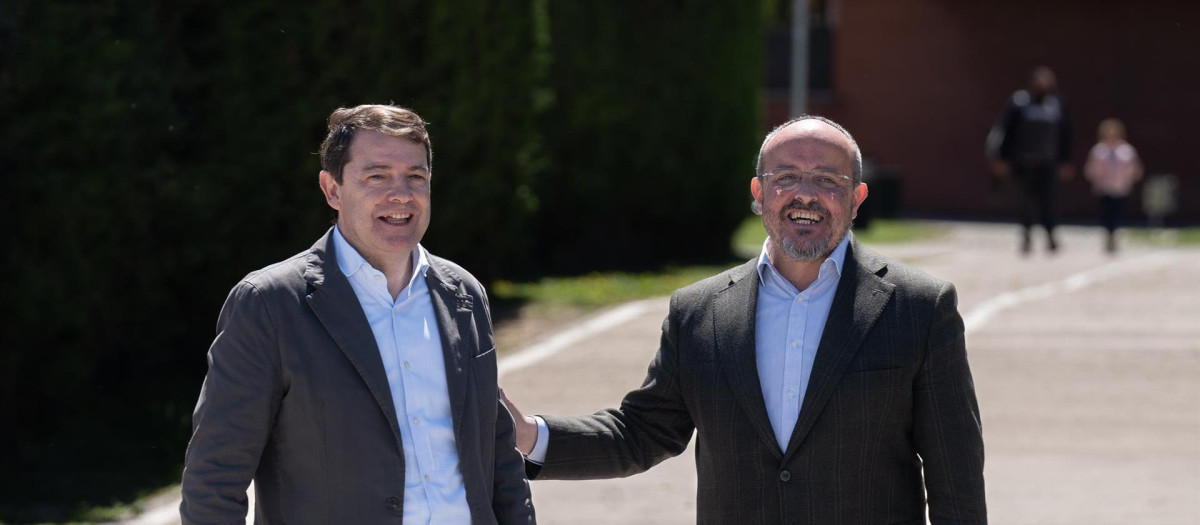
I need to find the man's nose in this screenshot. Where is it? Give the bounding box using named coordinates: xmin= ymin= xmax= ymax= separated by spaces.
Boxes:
xmin=790 ymin=181 xmax=820 ymax=202
xmin=386 ymin=179 xmax=414 ymax=202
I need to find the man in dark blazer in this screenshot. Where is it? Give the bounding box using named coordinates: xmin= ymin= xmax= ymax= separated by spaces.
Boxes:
xmin=181 ymin=105 xmax=535 ymax=524
xmin=503 ymin=116 xmax=986 ymax=524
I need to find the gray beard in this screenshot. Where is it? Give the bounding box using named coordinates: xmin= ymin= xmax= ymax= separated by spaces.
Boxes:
xmin=779 ymin=235 xmax=830 ymax=261
xmin=777 ymin=222 xmax=852 ymax=262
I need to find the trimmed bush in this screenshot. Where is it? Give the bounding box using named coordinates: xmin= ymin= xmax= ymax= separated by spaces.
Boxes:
xmin=0 ymin=0 xmax=761 ymax=517
xmin=533 ymin=1 xmax=763 ymax=273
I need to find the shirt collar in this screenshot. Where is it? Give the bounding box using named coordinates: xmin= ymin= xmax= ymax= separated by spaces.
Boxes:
xmin=332 ymin=226 xmax=429 ymax=289
xmin=756 ymin=232 xmax=851 ymax=291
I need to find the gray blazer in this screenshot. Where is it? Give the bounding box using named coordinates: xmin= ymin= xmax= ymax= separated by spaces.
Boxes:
xmin=534 ymin=237 xmax=986 ymax=524
xmin=181 ymin=230 xmax=535 ymax=524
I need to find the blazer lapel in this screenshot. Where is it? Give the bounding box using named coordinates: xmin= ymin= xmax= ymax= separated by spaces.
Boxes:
xmin=303 ymin=230 xmax=402 ymax=439
xmin=783 ymin=238 xmax=894 ymax=461
xmin=714 ymin=260 xmax=785 ymax=459
xmin=426 ymin=259 xmax=472 ymax=436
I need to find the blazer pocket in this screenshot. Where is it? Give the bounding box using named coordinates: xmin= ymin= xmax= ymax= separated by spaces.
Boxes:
xmin=470 ymin=346 xmax=500 ymax=431
xmin=471 ymin=346 xmax=499 ymax=390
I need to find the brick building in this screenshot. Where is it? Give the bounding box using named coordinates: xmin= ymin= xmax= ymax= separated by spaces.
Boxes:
xmin=765 ymin=0 xmax=1198 ymax=222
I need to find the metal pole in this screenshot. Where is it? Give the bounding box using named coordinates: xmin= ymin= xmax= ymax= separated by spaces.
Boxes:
xmin=790 ymin=0 xmax=809 ymax=117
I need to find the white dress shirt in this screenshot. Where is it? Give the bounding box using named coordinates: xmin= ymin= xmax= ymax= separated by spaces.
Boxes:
xmin=754 ymin=234 xmax=847 ymax=450
xmin=333 ymin=227 xmax=471 ymax=524
xmin=527 ymin=234 xmax=850 ymax=461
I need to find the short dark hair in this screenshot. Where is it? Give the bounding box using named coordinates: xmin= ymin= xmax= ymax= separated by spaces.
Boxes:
xmin=319 ymin=104 xmax=432 ymax=183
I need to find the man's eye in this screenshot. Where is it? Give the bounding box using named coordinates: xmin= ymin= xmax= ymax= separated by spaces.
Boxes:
xmin=777 ymin=174 xmax=800 ymax=185
xmin=816 ymin=176 xmax=837 ymax=186
xmin=366 ymin=173 xmax=385 ymax=180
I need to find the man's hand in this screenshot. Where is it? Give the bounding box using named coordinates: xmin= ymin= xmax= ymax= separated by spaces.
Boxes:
xmin=499 ymin=387 xmax=537 ymax=456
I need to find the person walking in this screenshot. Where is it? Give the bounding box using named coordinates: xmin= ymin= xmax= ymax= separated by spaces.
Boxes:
xmin=987 ymin=66 xmax=1074 ymax=255
xmin=1084 ymin=118 xmax=1143 ymax=253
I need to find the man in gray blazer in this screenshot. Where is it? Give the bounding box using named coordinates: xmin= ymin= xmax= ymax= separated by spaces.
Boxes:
xmin=181 ymin=104 xmax=535 ymax=524
xmin=504 ymin=116 xmax=986 ymax=523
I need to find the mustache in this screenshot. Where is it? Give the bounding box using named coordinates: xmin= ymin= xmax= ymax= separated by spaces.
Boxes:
xmin=783 ymin=201 xmax=828 ymax=215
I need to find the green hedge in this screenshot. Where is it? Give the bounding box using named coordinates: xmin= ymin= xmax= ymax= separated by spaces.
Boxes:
xmin=534 ymin=1 xmax=763 ymax=273
xmin=0 ymin=0 xmax=760 ymax=518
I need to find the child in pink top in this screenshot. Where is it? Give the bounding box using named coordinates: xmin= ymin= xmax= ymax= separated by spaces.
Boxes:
xmin=1084 ymin=118 xmax=1143 ymax=253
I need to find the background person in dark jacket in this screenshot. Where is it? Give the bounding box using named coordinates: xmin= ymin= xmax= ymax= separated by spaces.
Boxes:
xmin=987 ymin=66 xmax=1074 ymax=254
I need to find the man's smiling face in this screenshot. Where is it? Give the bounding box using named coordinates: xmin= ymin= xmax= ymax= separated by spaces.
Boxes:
xmin=752 ymin=119 xmax=867 ymax=262
xmin=319 ymin=130 xmax=431 ymax=268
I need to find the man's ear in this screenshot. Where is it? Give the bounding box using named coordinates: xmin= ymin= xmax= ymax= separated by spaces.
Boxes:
xmin=318 ymin=170 xmax=342 ymax=212
xmin=850 ymin=182 xmax=869 ymax=219
xmin=750 ymin=176 xmax=764 ymax=215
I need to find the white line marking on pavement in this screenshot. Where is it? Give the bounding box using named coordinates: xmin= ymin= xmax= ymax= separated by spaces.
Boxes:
xmin=930 ymin=251 xmax=1179 ymax=525
xmin=497 ymin=298 xmax=661 ymax=379
xmin=962 ymin=251 xmax=1178 ymax=336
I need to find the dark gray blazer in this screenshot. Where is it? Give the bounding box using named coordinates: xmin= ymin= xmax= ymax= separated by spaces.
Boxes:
xmin=534 ymin=237 xmax=986 ymax=524
xmin=181 ymin=230 xmax=534 ymax=524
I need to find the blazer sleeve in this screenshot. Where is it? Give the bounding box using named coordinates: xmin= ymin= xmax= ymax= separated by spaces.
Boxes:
xmin=537 ymin=294 xmax=695 ymax=479
xmin=480 ymin=288 xmax=537 ymax=524
xmin=913 ymin=282 xmax=988 ymax=524
xmin=181 ymin=281 xmax=284 ymax=525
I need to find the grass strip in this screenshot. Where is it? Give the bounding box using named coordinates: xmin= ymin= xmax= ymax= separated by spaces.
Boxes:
xmin=496 ymin=219 xmax=947 ymax=309
xmin=1128 ymin=227 xmax=1200 ymax=246
xmin=732 ymin=216 xmax=946 ymax=258
xmin=493 ymin=265 xmax=734 ymax=308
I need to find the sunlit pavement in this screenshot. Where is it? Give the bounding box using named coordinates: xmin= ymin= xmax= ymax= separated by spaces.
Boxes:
xmin=126 ymin=221 xmax=1200 ymax=524
xmin=502 ymin=221 xmax=1200 ymax=525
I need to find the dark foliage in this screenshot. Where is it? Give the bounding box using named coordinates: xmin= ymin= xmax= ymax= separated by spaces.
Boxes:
xmin=0 ymin=0 xmax=760 ymax=518
xmin=535 ymin=1 xmax=763 ymax=273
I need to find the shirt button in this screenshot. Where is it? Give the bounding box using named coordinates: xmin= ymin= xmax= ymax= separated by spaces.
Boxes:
xmin=779 ymin=470 xmax=792 ymax=482
xmin=386 ymin=496 xmax=401 ymax=511
xmin=787 ymin=390 xmax=795 ymax=399
xmin=412 ymin=416 xmax=420 ymax=424
xmin=374 ymin=275 xmax=382 ymax=281
xmin=424 ymin=475 xmax=431 ymax=483
xmin=403 ymin=361 xmax=411 ymax=369
xmin=790 ymin=340 xmax=799 ymax=348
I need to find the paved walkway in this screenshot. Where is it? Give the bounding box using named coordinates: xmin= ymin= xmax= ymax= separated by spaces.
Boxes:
xmin=124 ymin=222 xmax=1200 ymax=524
xmin=503 ymin=222 xmax=1200 ymax=524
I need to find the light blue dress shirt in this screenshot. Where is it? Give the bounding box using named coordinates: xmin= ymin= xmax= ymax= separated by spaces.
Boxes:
xmin=755 ymin=234 xmax=849 ymax=451
xmin=528 ymin=233 xmax=851 ymax=462
xmin=333 ymin=227 xmax=471 ymax=524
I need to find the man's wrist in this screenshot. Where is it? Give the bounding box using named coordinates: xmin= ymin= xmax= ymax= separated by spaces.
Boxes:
xmin=527 ymin=416 xmax=549 ymax=464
